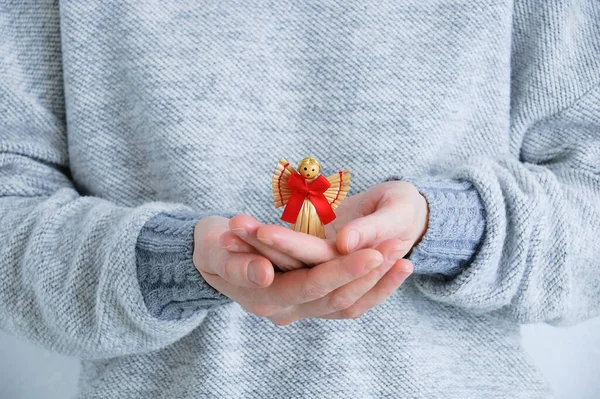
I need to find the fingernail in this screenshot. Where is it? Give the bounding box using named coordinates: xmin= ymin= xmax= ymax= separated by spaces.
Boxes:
xmin=346 ymin=230 xmax=359 ymax=252
xmin=389 ymin=250 xmax=404 ymax=262
xmin=256 ymin=233 xmax=273 ymax=246
xmin=398 ymin=261 xmax=414 ymax=274
xmin=248 ymin=261 xmax=263 ymax=285
xmin=365 ymin=254 xmax=384 ymax=272
xmin=232 ymin=228 xmax=247 ymax=237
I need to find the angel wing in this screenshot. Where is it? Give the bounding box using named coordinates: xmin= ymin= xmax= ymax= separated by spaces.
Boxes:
xmin=324 ymin=169 xmax=351 ymax=210
xmin=272 ymin=158 xmax=296 ymax=208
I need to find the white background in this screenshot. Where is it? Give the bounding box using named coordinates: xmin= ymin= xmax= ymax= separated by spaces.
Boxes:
xmin=1 ymin=318 xmax=599 ymax=398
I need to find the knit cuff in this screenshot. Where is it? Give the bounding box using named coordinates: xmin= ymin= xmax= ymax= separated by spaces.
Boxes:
xmin=386 ymin=177 xmax=486 ymax=276
xmin=136 ymin=209 xmax=235 ymax=321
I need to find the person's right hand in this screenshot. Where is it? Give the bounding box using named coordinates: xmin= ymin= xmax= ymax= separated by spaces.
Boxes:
xmin=193 ymin=216 xmax=276 ymax=288
xmin=195 ymin=216 xmax=409 ymax=325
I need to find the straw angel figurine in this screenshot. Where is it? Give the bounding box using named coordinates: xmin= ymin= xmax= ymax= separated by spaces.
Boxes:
xmin=272 ymin=157 xmax=350 ymax=239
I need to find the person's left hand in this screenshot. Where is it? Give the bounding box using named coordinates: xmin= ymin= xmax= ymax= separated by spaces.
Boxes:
xmin=325 ymin=180 xmax=429 ymax=257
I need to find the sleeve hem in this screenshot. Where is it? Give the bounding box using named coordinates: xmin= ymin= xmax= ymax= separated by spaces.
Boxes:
xmin=386 ymin=176 xmax=486 ymax=276
xmin=136 ymin=210 xmax=235 ymax=320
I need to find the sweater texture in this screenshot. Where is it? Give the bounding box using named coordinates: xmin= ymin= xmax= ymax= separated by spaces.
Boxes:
xmin=1 ymin=1 xmax=599 ymax=398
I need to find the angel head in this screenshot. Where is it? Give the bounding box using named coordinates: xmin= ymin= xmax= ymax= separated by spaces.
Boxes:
xmin=297 ymin=156 xmax=321 ymax=180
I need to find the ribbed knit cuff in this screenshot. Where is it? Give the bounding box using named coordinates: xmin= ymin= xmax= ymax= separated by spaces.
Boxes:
xmin=136 ymin=209 xmax=235 ymax=321
xmin=386 ymin=177 xmax=486 ymax=277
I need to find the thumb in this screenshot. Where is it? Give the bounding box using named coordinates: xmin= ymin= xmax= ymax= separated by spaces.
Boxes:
xmin=336 ymin=203 xmax=403 ymax=255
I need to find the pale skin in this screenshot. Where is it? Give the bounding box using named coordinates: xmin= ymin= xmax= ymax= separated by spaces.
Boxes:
xmin=193 ymin=180 xmax=428 ymax=326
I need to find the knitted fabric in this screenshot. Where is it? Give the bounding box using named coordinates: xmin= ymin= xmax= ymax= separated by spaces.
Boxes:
xmin=1 ymin=1 xmax=599 ymax=398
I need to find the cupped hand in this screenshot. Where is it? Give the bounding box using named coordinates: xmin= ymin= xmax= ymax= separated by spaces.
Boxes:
xmin=219 ymin=214 xmax=413 ymax=323
xmin=195 ymin=215 xmax=410 ymax=324
xmin=327 ymin=180 xmax=429 ymax=256
xmin=224 ymin=180 xmax=428 ymax=267
xmin=200 ymin=241 xmax=411 ymax=325
xmin=211 ymin=180 xmax=426 ymax=323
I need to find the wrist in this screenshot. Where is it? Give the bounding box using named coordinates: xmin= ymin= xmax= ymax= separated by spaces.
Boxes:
xmin=413 ymin=191 xmax=430 ymax=248
xmin=395 ymin=180 xmax=429 ymax=249
xmin=192 ymin=215 xmax=230 ymax=272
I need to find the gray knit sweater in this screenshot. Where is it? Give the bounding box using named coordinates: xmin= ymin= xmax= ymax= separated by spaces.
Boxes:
xmin=1 ymin=1 xmax=599 ymax=398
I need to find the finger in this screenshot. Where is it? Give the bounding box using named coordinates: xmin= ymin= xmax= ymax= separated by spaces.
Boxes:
xmin=320 ymin=259 xmax=413 ymax=320
xmin=199 ymin=269 xmax=237 ymax=299
xmin=221 ymin=231 xmax=305 ymax=278
xmin=206 ymin=249 xmax=275 ymax=288
xmin=336 ymin=201 xmax=403 ymax=255
xmin=373 ymin=238 xmax=408 ymax=266
xmin=284 ymin=261 xmax=393 ymax=323
xmin=276 ymin=239 xmax=403 ymax=323
xmin=218 ymin=231 xmax=256 ymax=253
xmin=199 ymin=269 xmax=259 ymax=306
xmin=255 ymin=224 xmax=339 ymax=265
xmin=199 ymin=269 xmax=289 ymax=319
xmin=269 ymin=248 xmax=384 ymax=307
xmin=229 ymin=215 xmax=304 ymax=271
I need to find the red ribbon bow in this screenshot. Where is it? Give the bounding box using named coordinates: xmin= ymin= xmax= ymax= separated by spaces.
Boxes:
xmin=281 ymin=172 xmax=336 ymax=225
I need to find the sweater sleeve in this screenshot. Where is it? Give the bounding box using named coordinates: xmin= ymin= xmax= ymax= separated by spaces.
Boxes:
xmin=136 ymin=210 xmax=233 ymax=321
xmin=387 ymin=1 xmax=600 ymax=326
xmin=0 ymin=2 xmax=233 ymax=360
xmin=384 ymin=177 xmax=486 ymax=278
